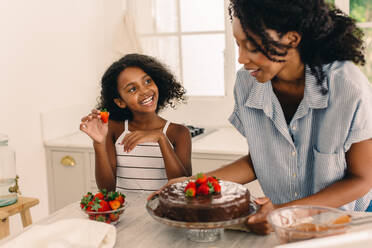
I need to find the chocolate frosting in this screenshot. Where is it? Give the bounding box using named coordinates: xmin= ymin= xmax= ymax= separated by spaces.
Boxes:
xmin=158 ymin=181 xmax=252 ymax=222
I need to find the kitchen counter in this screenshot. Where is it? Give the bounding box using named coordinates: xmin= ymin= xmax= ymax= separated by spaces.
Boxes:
xmin=44 ymin=126 xmax=249 ymax=156
xmin=1 ymin=192 xmax=372 ymax=248
xmin=0 ymin=192 xmax=278 ymax=247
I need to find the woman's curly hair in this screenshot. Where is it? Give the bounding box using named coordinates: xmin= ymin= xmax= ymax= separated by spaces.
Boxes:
xmin=228 ymin=0 xmax=365 ymax=94
xmin=97 ymin=53 xmax=186 ymax=121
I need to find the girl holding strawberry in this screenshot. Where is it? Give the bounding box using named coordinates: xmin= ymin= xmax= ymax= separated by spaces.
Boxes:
xmin=80 ymin=54 xmax=192 ymax=192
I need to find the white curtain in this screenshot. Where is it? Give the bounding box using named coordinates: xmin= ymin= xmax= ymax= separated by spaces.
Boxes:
xmin=123 ymin=0 xmax=181 ymax=79
xmin=112 ymin=10 xmax=143 ymax=56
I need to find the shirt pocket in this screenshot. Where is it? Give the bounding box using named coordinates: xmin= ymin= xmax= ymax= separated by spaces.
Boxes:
xmin=313 ymin=147 xmax=346 ymax=193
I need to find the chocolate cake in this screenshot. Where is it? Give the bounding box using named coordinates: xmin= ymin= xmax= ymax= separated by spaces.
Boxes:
xmin=158 ymin=180 xmax=252 ymax=222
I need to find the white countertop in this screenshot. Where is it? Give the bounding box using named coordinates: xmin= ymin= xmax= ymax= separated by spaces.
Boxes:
xmin=2 ymin=192 xmax=372 ymax=248
xmin=192 ymin=127 xmax=248 ymax=155
xmin=44 ymin=126 xmax=249 ymax=156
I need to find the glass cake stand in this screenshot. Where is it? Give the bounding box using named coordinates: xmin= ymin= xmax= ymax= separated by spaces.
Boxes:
xmin=146 ymin=195 xmax=257 ymax=242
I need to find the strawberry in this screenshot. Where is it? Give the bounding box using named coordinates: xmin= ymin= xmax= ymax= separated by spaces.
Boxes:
xmin=98 ymin=200 xmax=111 ymax=212
xmin=109 ymin=213 xmax=120 ymax=222
xmin=182 ymin=174 xmax=221 ymax=197
xmin=91 ymin=198 xmax=110 ymax=212
xmin=86 ymin=200 xmax=95 ymax=212
xmin=94 ymin=192 xmax=105 ymax=201
xmin=80 ymin=192 xmax=93 ymax=210
xmin=184 ymin=181 xmax=196 ymax=192
xmin=206 ymin=176 xmax=218 ymax=184
xmin=109 ymin=200 xmax=121 ymax=210
xmin=95 ymin=214 xmax=106 ymax=222
xmin=185 ymin=187 xmax=196 ymax=197
xmin=100 ymin=109 xmax=109 ymax=123
xmin=195 ymin=173 xmax=207 ymax=185
xmin=115 ymin=194 xmax=125 ymax=205
xmin=196 ymin=183 xmax=210 ymax=195
xmin=212 ymin=181 xmax=221 ymax=194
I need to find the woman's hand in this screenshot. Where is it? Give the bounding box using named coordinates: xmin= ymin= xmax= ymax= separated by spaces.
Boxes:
xmin=121 ymin=130 xmax=164 ymax=153
xmin=80 ymin=109 xmax=108 ymax=144
xmin=245 ymin=197 xmax=276 ymax=235
xmin=147 ymin=176 xmax=190 ymax=201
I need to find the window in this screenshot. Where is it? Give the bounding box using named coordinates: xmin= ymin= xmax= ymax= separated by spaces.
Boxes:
xmin=124 ymin=1 xmax=371 ymax=126
xmin=335 ymin=0 xmax=372 ymax=82
xmin=127 ymin=0 xmax=235 ymax=97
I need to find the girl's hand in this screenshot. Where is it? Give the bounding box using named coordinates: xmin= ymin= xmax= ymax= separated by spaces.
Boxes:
xmin=245 ymin=197 xmax=276 ymax=235
xmin=80 ymin=109 xmax=109 ymax=144
xmin=147 ymin=176 xmax=189 ymax=201
xmin=121 ymin=130 xmax=164 ymax=153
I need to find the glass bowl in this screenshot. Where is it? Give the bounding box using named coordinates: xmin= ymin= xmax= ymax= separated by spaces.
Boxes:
xmin=81 ymin=202 xmax=127 ymax=225
xmin=267 ymin=205 xmax=352 ymax=244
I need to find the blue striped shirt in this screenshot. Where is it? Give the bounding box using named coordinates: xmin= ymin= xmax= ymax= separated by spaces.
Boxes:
xmin=229 ymin=61 xmax=372 ymax=211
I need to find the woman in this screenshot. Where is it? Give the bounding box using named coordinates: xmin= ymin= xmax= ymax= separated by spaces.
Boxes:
xmin=153 ymin=0 xmax=372 ymax=234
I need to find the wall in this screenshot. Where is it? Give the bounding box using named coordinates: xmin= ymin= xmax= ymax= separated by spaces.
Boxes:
xmin=0 ymin=0 xmax=117 ymax=234
xmin=0 ymin=0 xmax=238 ymax=235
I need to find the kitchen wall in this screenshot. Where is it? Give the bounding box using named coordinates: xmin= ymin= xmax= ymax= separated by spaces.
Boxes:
xmin=0 ymin=0 xmax=237 ymax=235
xmin=0 ymin=0 xmax=125 ymax=234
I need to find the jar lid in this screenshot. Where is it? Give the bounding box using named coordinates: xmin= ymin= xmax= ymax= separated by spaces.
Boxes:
xmin=0 ymin=133 xmax=8 ymax=146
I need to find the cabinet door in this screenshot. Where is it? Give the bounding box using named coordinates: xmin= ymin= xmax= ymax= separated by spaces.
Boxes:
xmin=89 ymin=153 xmax=98 ymax=192
xmin=51 ymin=151 xmax=86 ymax=211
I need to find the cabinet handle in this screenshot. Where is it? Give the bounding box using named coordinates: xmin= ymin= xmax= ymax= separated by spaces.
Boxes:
xmin=60 ymin=156 xmax=76 ymax=166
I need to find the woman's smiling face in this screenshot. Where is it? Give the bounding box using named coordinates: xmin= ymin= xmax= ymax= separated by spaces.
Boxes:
xmin=232 ymin=17 xmax=294 ymax=83
xmin=114 ymin=66 xmax=159 ymax=114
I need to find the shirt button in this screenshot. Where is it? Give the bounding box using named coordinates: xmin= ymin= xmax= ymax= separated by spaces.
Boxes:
xmin=291 ymin=150 xmax=296 ymax=156
xmin=292 ymin=126 xmax=297 ymax=131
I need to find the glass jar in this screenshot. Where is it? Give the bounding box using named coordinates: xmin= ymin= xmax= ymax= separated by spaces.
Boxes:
xmin=0 ymin=133 xmax=18 ymax=207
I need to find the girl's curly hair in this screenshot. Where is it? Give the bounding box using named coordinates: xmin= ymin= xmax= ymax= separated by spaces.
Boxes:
xmin=228 ymin=0 xmax=365 ymax=94
xmin=97 ymin=53 xmax=186 ymax=121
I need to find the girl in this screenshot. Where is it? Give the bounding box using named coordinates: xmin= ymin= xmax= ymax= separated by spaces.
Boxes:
xmin=155 ymin=0 xmax=372 ymax=234
xmin=80 ymin=53 xmax=192 ymax=192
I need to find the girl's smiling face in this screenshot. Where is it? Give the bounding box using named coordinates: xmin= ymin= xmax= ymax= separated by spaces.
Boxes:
xmin=114 ymin=66 xmax=159 ymax=114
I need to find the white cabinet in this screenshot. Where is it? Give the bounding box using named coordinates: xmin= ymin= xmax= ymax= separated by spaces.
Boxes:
xmin=45 ymin=146 xmax=95 ymax=213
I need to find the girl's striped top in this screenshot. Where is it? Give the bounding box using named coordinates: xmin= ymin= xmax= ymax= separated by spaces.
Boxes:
xmin=115 ymin=120 xmax=171 ymax=192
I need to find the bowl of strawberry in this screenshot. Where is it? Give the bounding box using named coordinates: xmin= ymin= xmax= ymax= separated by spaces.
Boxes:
xmin=80 ymin=190 xmax=126 ymax=225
